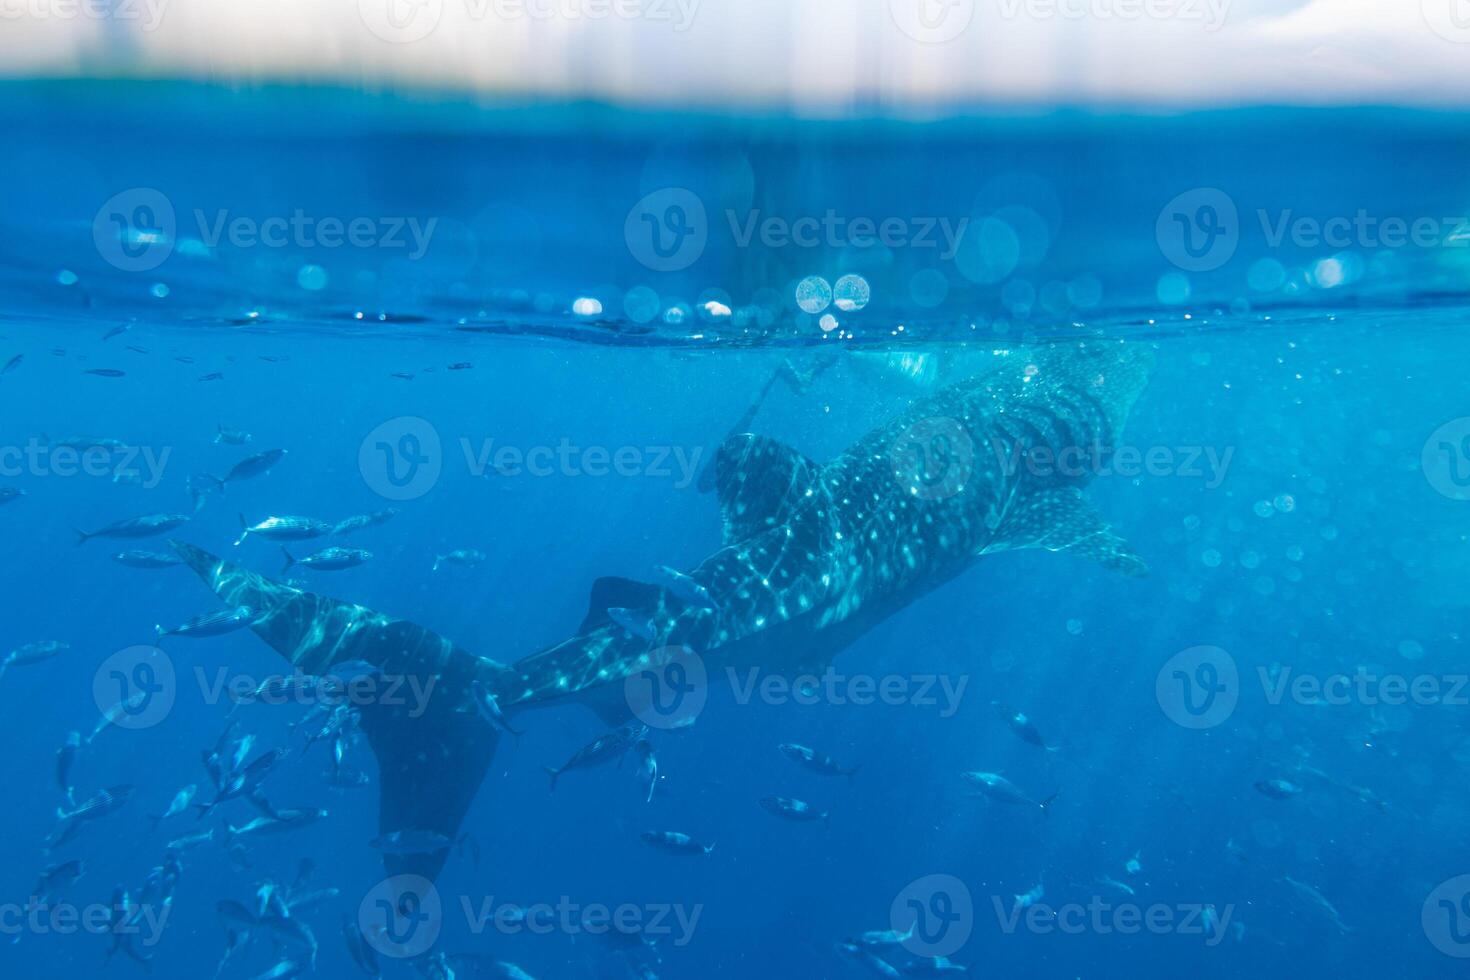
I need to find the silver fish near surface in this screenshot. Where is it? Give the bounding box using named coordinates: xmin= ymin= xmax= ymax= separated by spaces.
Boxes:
xmin=759 ymin=796 xmax=829 ymax=825
xmin=331 ymin=508 xmax=398 ymax=536
xmin=961 ymin=772 xmax=1058 ymax=812
xmin=544 ymin=722 xmax=648 ymax=792
xmin=55 ymin=730 xmax=81 ymax=807
xmin=1255 ymin=778 xmax=1304 ymax=800
xmin=779 ymin=743 xmax=859 ymax=778
xmin=215 ymin=425 xmax=253 ymax=445
xmin=279 ymin=547 xmax=372 ymax=575
xmin=0 ymin=640 xmax=68 ymax=684
xmin=471 ymin=678 xmax=524 ymax=737
xmin=635 ymin=739 xmax=658 ymax=804
xmin=75 ymin=513 xmax=189 ymax=544
xmin=113 ymin=550 xmax=185 ymax=568
xmin=236 ymin=515 xmax=333 ymax=547
xmin=157 ymin=606 xmax=256 ymax=638
xmin=991 ymin=701 xmax=1058 ymax=752
xmin=217 ymin=448 xmax=288 ymax=485
xmin=640 ymin=830 xmax=715 ymax=855
xmin=432 ymin=548 xmax=486 ymax=572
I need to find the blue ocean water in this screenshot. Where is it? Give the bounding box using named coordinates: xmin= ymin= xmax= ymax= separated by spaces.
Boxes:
xmin=1 ymin=81 xmax=1469 ymax=979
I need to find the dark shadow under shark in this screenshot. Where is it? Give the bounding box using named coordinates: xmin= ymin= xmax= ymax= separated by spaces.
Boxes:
xmin=167 ymin=340 xmax=1154 ymax=884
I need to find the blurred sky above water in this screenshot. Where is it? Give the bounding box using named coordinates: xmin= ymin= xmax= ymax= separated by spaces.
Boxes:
xmin=4 ymin=0 xmax=1470 ymax=112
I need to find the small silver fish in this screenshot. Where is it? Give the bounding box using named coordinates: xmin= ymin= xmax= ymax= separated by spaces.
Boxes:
xmin=433 ymin=549 xmax=486 ymax=572
xmin=759 ymin=796 xmax=829 ymax=825
xmin=75 ymin=513 xmax=189 ymax=544
xmin=640 ymin=831 xmax=715 ymax=855
xmin=607 ymin=607 xmax=656 ymax=641
xmin=112 ymin=550 xmax=184 ymax=569
xmin=651 ymin=565 xmax=718 ymax=609
xmin=279 ymin=547 xmax=371 ymax=574
xmin=150 ymin=784 xmax=198 ymax=828
xmin=235 ymin=515 xmax=332 ymax=547
xmin=215 ymin=425 xmax=253 ymax=445
xmin=471 ymin=678 xmax=524 ymax=737
xmin=0 ymin=641 xmax=69 ymax=683
xmin=156 ymin=606 xmax=255 ymax=638
xmin=961 ymin=772 xmax=1057 ymax=811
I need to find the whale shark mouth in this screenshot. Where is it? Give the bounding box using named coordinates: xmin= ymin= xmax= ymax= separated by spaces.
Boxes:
xmin=168 ymin=539 xmax=507 ymax=884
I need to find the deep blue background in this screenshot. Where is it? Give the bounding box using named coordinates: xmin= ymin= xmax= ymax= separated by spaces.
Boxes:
xmin=0 ymin=82 xmax=1468 ymax=979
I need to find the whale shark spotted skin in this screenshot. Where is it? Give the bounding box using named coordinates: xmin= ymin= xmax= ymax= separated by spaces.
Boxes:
xmin=168 ymin=340 xmax=1153 ymax=882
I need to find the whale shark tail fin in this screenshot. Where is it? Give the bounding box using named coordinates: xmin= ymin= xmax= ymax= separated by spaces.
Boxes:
xmin=168 ymin=539 xmax=507 ymax=883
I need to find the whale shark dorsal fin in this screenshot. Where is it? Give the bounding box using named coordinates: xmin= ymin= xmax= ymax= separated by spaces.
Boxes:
xmin=580 ymin=576 xmax=665 ymax=632
xmin=991 ymin=488 xmax=1148 ymax=577
xmin=167 ymin=539 xmax=507 ymax=883
xmin=713 ymin=433 xmax=820 ymax=545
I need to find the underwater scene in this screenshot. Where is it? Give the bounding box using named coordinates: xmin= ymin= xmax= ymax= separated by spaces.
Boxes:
xmin=3 ymin=6 xmax=1470 ymax=979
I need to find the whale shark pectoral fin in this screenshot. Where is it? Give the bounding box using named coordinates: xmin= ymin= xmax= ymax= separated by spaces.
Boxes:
xmin=167 ymin=539 xmax=508 ymax=884
xmin=580 ymin=577 xmax=666 ymax=633
xmin=1065 ymin=525 xmax=1148 ymax=576
xmin=712 ymin=433 xmax=821 ymax=545
xmin=994 ymin=489 xmax=1147 ymax=577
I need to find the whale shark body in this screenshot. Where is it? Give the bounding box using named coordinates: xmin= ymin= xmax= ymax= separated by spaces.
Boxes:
xmin=168 ymin=340 xmax=1154 ymax=882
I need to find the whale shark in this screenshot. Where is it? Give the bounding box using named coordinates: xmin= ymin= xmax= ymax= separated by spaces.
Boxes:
xmin=166 ymin=339 xmax=1153 ymax=883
